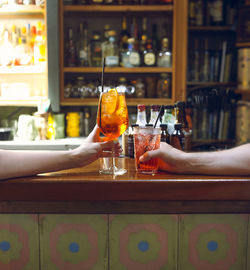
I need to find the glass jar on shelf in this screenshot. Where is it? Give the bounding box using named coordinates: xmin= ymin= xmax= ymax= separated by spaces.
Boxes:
xmin=87 ymin=80 xmax=99 ymax=97
xmin=134 ymin=78 xmax=145 ymax=98
xmin=73 ymin=76 xmax=88 ymax=98
xmin=64 ymin=81 xmax=73 ymax=98
xmin=117 ymin=77 xmax=135 ymax=98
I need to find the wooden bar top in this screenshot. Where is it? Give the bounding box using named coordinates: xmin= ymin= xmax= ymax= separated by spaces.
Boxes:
xmin=1 ymin=158 xmax=249 ymax=203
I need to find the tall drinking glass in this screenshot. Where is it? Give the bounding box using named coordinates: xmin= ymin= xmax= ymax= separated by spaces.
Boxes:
xmin=96 ymin=88 xmax=128 ymax=175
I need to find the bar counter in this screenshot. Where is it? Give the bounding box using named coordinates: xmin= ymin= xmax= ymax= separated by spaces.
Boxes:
xmin=0 ymin=158 xmax=249 ymax=214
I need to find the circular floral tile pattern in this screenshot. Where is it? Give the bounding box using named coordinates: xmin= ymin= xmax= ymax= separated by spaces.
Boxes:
xmin=50 ymin=223 xmax=98 ymax=270
xmin=0 ymin=224 xmax=29 ymax=269
xmin=189 ymin=223 xmax=237 ymax=270
xmin=119 ymin=223 xmax=168 ymax=270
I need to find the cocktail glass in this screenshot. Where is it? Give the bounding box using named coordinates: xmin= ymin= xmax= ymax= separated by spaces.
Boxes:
xmin=97 ymin=88 xmax=128 ymax=175
xmin=133 ymin=126 xmax=161 ymax=174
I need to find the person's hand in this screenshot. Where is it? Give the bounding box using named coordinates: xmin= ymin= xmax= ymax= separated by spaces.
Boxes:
xmin=139 ymin=142 xmax=188 ymax=173
xmin=71 ymin=125 xmax=122 ymax=167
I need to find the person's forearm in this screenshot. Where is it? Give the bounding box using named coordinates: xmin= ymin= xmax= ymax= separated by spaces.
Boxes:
xmin=184 ymin=144 xmax=250 ymax=175
xmin=0 ymin=149 xmax=77 ymax=180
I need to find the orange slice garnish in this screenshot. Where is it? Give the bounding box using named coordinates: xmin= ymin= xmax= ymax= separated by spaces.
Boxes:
xmin=101 ymin=88 xmax=118 ymax=114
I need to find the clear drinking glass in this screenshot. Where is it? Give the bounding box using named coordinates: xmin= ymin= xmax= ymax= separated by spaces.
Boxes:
xmin=97 ymin=88 xmax=128 ymax=175
xmin=133 ymin=126 xmax=161 ymax=175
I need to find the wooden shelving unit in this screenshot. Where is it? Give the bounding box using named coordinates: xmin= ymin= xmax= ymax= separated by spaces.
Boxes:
xmin=236 ymin=42 xmax=250 ymax=48
xmin=0 ymin=4 xmax=44 ymax=18
xmin=64 ymin=67 xmax=173 ymax=74
xmin=59 ymin=1 xmax=187 ymax=106
xmin=0 ymin=98 xmax=47 ymax=107
xmin=61 ymin=97 xmax=172 ymax=106
xmin=64 ymin=5 xmax=173 ymax=12
xmin=235 ymin=89 xmax=250 ymax=94
xmin=0 ymin=66 xmax=46 ymax=74
xmin=0 ymin=4 xmax=48 ymax=107
xmin=187 ymin=82 xmax=237 ymax=87
xmin=189 ymin=26 xmax=235 ymax=32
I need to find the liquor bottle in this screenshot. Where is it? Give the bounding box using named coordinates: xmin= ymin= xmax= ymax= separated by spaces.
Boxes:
xmin=65 ymin=27 xmax=77 ymax=67
xmin=209 ymin=0 xmax=225 ymax=26
xmin=193 ymin=38 xmax=199 ymax=81
xmin=119 ymin=17 xmax=129 ymax=51
xmin=189 ymin=0 xmax=196 ymax=26
xmin=121 ymin=37 xmax=141 ymax=67
xmin=90 ymin=0 xmax=104 ymax=4
xmin=104 ymin=0 xmax=115 ymax=4
xmin=134 ymin=78 xmax=145 ymax=98
xmin=202 ymin=38 xmax=210 ymax=82
xmin=102 ymin=30 xmax=119 ymax=67
xmin=176 ymin=101 xmax=192 ymax=151
xmin=77 ymin=0 xmax=89 ymax=4
xmin=162 ymin=105 xmax=175 ymax=135
xmin=83 ymin=107 xmax=90 ymax=136
xmin=78 ymin=22 xmax=89 ymax=67
xmin=226 ymin=0 xmax=236 ymax=27
xmin=23 ymin=0 xmax=33 ymax=4
xmin=136 ymin=104 xmax=147 ymax=126
xmin=149 ymin=105 xmax=160 ymax=127
xmin=139 ymin=17 xmax=148 ymax=53
xmin=195 ymin=0 xmax=204 ymax=26
xmin=33 ymin=22 xmax=46 ymax=65
xmin=160 ymin=124 xmax=170 ymax=143
xmin=101 ymin=24 xmax=110 ymax=57
xmin=157 ymin=37 xmax=171 ymax=67
xmin=170 ymin=123 xmax=185 ymax=150
xmin=156 ymin=73 xmax=171 ymax=98
xmin=0 ymin=29 xmax=13 ymax=66
xmin=131 ymin=17 xmax=139 ymax=51
xmin=160 ymin=107 xmax=171 ymax=143
xmin=143 ymin=39 xmax=156 ymax=67
xmin=151 ymin=24 xmax=160 ymax=52
xmin=90 ymin=31 xmax=102 ymax=67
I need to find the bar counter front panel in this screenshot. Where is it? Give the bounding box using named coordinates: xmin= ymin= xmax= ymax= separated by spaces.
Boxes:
xmin=0 ymin=158 xmax=249 ymax=269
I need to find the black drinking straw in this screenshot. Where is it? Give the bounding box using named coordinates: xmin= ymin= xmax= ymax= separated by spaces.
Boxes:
xmin=99 ymin=58 xmax=105 ymax=129
xmin=153 ymin=105 xmax=165 ymax=128
xmin=101 ymin=58 xmax=105 ymax=93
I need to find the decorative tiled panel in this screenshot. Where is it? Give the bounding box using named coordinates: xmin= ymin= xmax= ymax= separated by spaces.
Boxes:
xmin=179 ymin=214 xmax=248 ymax=270
xmin=109 ymin=214 xmax=178 ymax=270
xmin=39 ymin=214 xmax=108 ymax=270
xmin=0 ymin=214 xmax=39 ymax=270
xmin=247 ymin=215 xmax=250 ymax=270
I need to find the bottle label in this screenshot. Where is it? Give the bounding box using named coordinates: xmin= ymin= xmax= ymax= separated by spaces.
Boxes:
xmin=144 ymin=53 xmax=155 ymax=66
xmin=106 ymin=56 xmax=119 ymax=66
xmin=157 ymin=54 xmax=171 ymax=67
xmin=79 ymin=50 xmax=88 ymax=61
xmin=211 ymin=1 xmax=223 ymax=22
xmin=129 ymin=52 xmax=140 ymax=66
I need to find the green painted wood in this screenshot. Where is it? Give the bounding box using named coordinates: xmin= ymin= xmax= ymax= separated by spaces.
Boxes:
xmin=39 ymin=214 xmax=108 ymax=270
xmin=179 ymin=214 xmax=248 ymax=270
xmin=247 ymin=215 xmax=250 ymax=270
xmin=46 ymin=0 xmax=60 ymax=112
xmin=109 ymin=214 xmax=178 ymax=270
xmin=0 ymin=214 xmax=39 ymax=270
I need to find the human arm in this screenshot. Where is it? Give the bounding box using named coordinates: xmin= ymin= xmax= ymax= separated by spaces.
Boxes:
xmin=0 ymin=125 xmax=121 ymax=180
xmin=139 ymin=143 xmax=250 ymax=175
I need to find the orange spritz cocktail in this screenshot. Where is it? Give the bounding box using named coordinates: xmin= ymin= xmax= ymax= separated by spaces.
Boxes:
xmin=97 ymin=88 xmax=128 ymax=140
